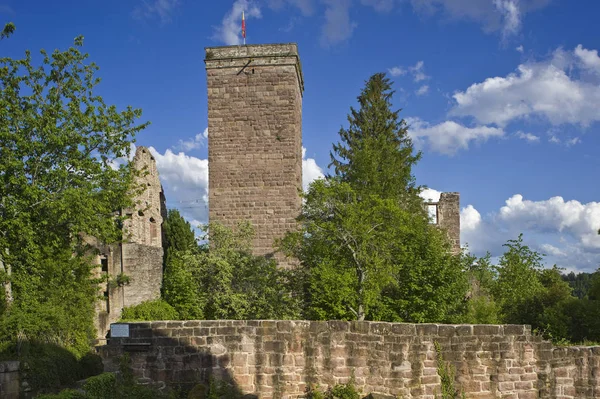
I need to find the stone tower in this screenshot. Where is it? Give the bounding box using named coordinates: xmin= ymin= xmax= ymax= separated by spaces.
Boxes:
xmin=205 ymin=44 xmax=304 ymax=266
xmin=91 ymin=146 xmax=167 ymax=340
xmin=426 ymin=192 xmax=461 ymax=254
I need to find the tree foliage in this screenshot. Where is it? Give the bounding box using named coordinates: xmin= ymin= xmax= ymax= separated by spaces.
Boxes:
xmin=162 ymin=222 xmax=302 ymax=321
xmin=281 ymin=72 xmax=468 ymax=322
xmin=0 ymin=36 xmax=147 ymax=350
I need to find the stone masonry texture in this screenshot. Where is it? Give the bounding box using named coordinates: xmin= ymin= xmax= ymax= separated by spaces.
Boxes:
xmin=90 ymin=146 xmax=167 ymax=340
xmin=437 ymin=192 xmax=461 ymax=254
xmin=0 ymin=361 xmax=20 ymax=399
xmin=101 ymin=320 xmax=600 ymax=399
xmin=205 ymin=44 xmax=303 ymax=268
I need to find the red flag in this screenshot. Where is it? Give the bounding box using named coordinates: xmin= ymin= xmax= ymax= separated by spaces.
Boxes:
xmin=242 ymin=11 xmax=246 ymax=40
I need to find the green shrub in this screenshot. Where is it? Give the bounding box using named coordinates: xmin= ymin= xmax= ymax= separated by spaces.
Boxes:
xmin=78 ymin=352 xmax=104 ymax=379
xmin=304 ymin=379 xmax=360 ymax=399
xmin=120 ymin=299 xmax=179 ymax=321
xmin=36 ymin=389 xmax=87 ymax=399
xmin=83 ymin=373 xmax=117 ymax=399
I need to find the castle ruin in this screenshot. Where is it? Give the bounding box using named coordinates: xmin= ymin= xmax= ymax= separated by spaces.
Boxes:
xmin=90 ymin=146 xmax=166 ymax=340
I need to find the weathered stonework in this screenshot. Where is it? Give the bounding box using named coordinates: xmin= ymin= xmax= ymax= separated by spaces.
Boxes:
xmin=91 ymin=146 xmax=167 ymax=340
xmin=426 ymin=192 xmax=461 ymax=254
xmin=0 ymin=361 xmax=20 ymax=399
xmin=101 ymin=320 xmax=600 ymax=399
xmin=205 ymin=44 xmax=303 ymax=267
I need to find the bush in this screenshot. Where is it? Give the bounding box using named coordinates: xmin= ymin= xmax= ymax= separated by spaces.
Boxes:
xmin=120 ymin=299 xmax=179 ymax=321
xmin=83 ymin=373 xmax=117 ymax=399
xmin=36 ymin=389 xmax=87 ymax=399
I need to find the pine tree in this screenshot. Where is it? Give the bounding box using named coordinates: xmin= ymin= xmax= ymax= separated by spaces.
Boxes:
xmin=329 ymin=72 xmax=422 ymax=209
xmin=163 ymin=209 xmax=198 ymax=257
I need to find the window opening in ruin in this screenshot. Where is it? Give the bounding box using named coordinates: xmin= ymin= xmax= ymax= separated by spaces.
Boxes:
xmin=138 ymin=210 xmax=144 ymax=217
xmin=427 ymin=204 xmax=438 ymax=224
xmin=100 ymin=257 xmax=108 ymax=272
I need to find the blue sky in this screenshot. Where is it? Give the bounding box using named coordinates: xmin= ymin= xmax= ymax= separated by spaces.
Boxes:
xmin=3 ymin=0 xmax=600 ymax=272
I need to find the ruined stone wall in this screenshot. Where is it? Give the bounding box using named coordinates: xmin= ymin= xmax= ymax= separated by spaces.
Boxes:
xmin=429 ymin=192 xmax=461 ymax=254
xmin=101 ymin=320 xmax=600 ymax=399
xmin=0 ymin=361 xmax=19 ymax=399
xmin=123 ymin=146 xmax=167 ymax=248
xmin=91 ymin=146 xmax=166 ymax=340
xmin=205 ymin=44 xmax=303 ymax=267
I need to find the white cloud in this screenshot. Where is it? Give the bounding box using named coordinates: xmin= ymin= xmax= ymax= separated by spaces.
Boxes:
xmin=320 ymin=0 xmax=357 ymax=47
xmin=175 ymin=128 xmax=208 ymax=152
xmin=132 ymin=0 xmax=180 ymax=24
xmin=302 ymin=147 xmax=325 ymax=191
xmin=420 ymin=188 xmax=442 ymax=202
xmin=416 ymin=85 xmax=429 ymax=96
xmin=574 ymin=44 xmax=600 ymax=74
xmin=388 ymin=66 xmax=406 ymax=77
xmin=213 ymin=0 xmax=262 ymax=45
xmin=410 ymin=60 xmax=429 ymax=82
xmin=149 ymin=147 xmax=210 ymax=224
xmin=360 ymin=0 xmax=395 ymax=12
xmin=516 ymin=45 xmax=524 ymax=53
xmin=450 ymin=46 xmax=600 ymax=127
xmin=408 ymin=0 xmax=550 ymax=38
xmin=493 ymin=0 xmax=520 ymax=40
xmin=566 ymin=137 xmax=581 ymax=146
xmin=516 ymin=131 xmax=539 ymax=142
xmin=460 ymin=194 xmax=600 ymax=272
xmin=540 ymin=243 xmax=567 ymax=257
xmin=407 ymin=117 xmax=504 ymax=155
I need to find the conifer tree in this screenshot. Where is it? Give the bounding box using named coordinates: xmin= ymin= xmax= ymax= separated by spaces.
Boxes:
xmin=329 ymin=73 xmax=422 ymax=209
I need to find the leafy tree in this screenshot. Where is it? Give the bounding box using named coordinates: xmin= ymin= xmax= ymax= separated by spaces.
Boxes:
xmin=1 ymin=22 xmax=15 ymax=40
xmin=282 ymin=72 xmax=468 ymax=322
xmin=198 ymin=222 xmax=301 ymax=320
xmin=163 ymin=222 xmax=301 ymax=320
xmin=0 ymin=36 xmax=147 ymax=350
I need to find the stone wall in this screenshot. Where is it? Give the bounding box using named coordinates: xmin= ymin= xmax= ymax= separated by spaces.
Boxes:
xmin=205 ymin=44 xmax=303 ymax=268
xmin=100 ymin=320 xmax=600 ymax=398
xmin=427 ymin=192 xmax=461 ymax=254
xmin=90 ymin=146 xmax=166 ymax=340
xmin=0 ymin=361 xmax=20 ymax=399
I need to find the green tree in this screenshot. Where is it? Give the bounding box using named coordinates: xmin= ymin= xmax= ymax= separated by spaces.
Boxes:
xmin=163 ymin=208 xmax=198 ymax=257
xmin=329 ymin=72 xmax=422 ymax=210
xmin=0 ymin=36 xmax=147 ymax=350
xmin=1 ymin=22 xmax=15 ymax=40
xmin=282 ymin=72 xmax=468 ymax=322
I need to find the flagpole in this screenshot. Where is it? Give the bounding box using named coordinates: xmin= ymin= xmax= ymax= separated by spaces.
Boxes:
xmin=242 ymin=11 xmax=246 ymax=45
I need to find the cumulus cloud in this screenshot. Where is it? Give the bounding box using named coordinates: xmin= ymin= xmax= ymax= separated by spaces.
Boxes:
xmin=516 ymin=45 xmax=524 ymax=53
xmin=450 ymin=45 xmax=600 ymax=128
xmin=320 ymin=0 xmax=357 ymax=47
xmin=149 ymin=147 xmax=210 ymax=224
xmin=175 ymin=128 xmax=208 ymax=152
xmin=213 ymin=0 xmax=262 ymax=45
xmin=302 ymin=147 xmax=325 ymax=191
xmin=574 ymin=44 xmax=600 ymax=74
xmin=388 ymin=66 xmax=406 ymax=77
xmin=416 ymin=85 xmax=429 ymax=96
xmin=408 ymin=0 xmax=550 ymax=38
xmin=407 ymin=117 xmax=504 ymax=155
xmin=420 ymin=188 xmax=442 ymax=202
xmin=132 ymin=0 xmax=180 ymax=24
xmin=462 ymin=194 xmax=600 ymax=272
xmin=410 ymin=61 xmax=429 ymax=82
xmin=516 ymin=131 xmax=539 ymax=142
